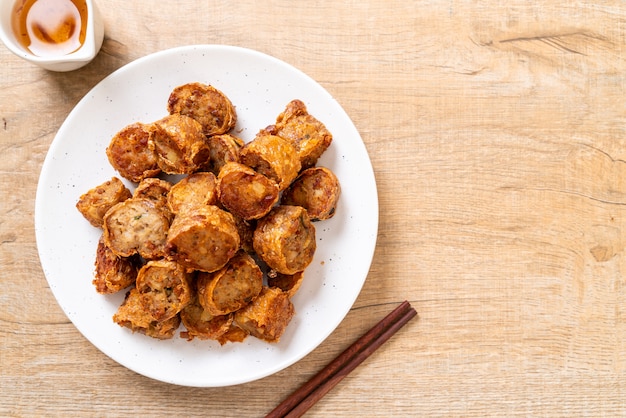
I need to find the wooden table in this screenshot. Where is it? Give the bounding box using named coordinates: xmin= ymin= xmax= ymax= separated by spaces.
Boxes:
xmin=2 ymin=1 xmax=625 ymax=416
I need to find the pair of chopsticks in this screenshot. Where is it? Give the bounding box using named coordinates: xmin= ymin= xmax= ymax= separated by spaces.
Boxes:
xmin=266 ymin=300 xmax=418 ymax=418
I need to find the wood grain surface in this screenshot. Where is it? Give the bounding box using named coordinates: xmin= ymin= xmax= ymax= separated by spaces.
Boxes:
xmin=2 ymin=1 xmax=626 ymax=416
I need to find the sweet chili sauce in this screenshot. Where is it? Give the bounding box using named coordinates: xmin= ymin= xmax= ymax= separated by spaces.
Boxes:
xmin=11 ymin=0 xmax=88 ymax=57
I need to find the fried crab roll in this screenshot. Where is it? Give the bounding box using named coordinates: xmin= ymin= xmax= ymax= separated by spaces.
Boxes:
xmin=281 ymin=166 xmax=341 ymax=221
xmin=106 ymin=122 xmax=161 ymax=182
xmin=216 ymin=162 xmax=279 ymax=220
xmin=135 ymin=259 xmax=193 ymax=322
xmin=233 ymin=286 xmax=295 ymax=343
xmin=167 ymin=82 xmax=237 ymax=136
xmin=253 ymin=205 xmax=316 ymax=275
xmin=151 ymin=114 xmax=211 ymax=174
xmin=267 ymin=99 xmax=332 ymax=169
xmin=103 ymin=198 xmax=171 ymax=259
xmin=167 ymin=172 xmax=217 ymax=214
xmin=166 ymin=205 xmax=240 ymax=273
xmin=93 ymin=236 xmax=138 ymax=294
xmin=76 ymin=177 xmax=132 ymax=228
xmin=267 ymin=270 xmax=304 ymax=298
xmin=196 ymin=251 xmax=263 ymax=316
xmin=204 ymin=134 xmax=244 ymax=175
xmin=180 ymin=295 xmax=234 ymax=342
xmin=113 ymin=288 xmax=181 ymax=340
xmin=239 ymin=134 xmax=301 ymax=191
xmin=133 ymin=178 xmax=173 ymax=209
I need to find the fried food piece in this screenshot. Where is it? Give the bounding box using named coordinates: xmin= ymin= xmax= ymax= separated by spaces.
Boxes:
xmin=133 ymin=178 xmax=172 ymax=208
xmin=93 ymin=236 xmax=138 ymax=294
xmin=204 ymin=134 xmax=244 ymax=175
xmin=113 ymin=288 xmax=181 ymax=340
xmin=217 ymin=323 xmax=249 ymax=344
xmin=166 ymin=205 xmax=240 ymax=273
xmin=253 ymin=205 xmax=316 ymax=275
xmin=234 ymin=286 xmax=295 ymax=343
xmin=167 ymin=172 xmax=217 ymax=215
xmin=239 ymin=134 xmax=301 ymax=191
xmin=180 ymin=295 xmax=234 ymax=342
xmin=106 ymin=122 xmax=161 ymax=182
xmin=216 ymin=162 xmax=279 ymax=220
xmin=135 ymin=259 xmax=193 ymax=322
xmin=167 ymin=82 xmax=237 ymax=136
xmin=267 ymin=270 xmax=304 ymax=298
xmin=151 ymin=114 xmax=211 ymax=174
xmin=267 ymin=99 xmax=332 ymax=169
xmin=103 ymin=198 xmax=170 ymax=259
xmin=76 ymin=177 xmax=132 ymax=228
xmin=281 ymin=166 xmax=341 ymax=220
xmin=196 ymin=251 xmax=263 ymax=316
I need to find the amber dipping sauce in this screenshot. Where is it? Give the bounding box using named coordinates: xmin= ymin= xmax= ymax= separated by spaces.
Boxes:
xmin=11 ymin=0 xmax=88 ymax=57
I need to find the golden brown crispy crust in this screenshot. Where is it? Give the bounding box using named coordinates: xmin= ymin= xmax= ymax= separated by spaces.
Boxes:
xmin=151 ymin=114 xmax=211 ymax=174
xmin=233 ymin=286 xmax=295 ymax=343
xmin=216 ymin=323 xmax=249 ymax=345
xmin=102 ymin=198 xmax=171 ymax=259
xmin=167 ymin=82 xmax=237 ymax=136
xmin=93 ymin=236 xmax=138 ymax=294
xmin=267 ymin=99 xmax=332 ymax=169
xmin=135 ymin=259 xmax=193 ymax=322
xmin=204 ymin=134 xmax=244 ymax=175
xmin=180 ymin=295 xmax=234 ymax=342
xmin=166 ymin=205 xmax=240 ymax=273
xmin=196 ymin=251 xmax=263 ymax=316
xmin=239 ymin=134 xmax=301 ymax=191
xmin=267 ymin=270 xmax=304 ymax=298
xmin=76 ymin=177 xmax=132 ymax=228
xmin=133 ymin=178 xmax=172 ymax=206
xmin=106 ymin=122 xmax=161 ymax=182
xmin=113 ymin=288 xmax=181 ymax=340
xmin=281 ymin=166 xmax=341 ymax=220
xmin=167 ymin=172 xmax=217 ymax=215
xmin=216 ymin=162 xmax=279 ymax=221
xmin=253 ymin=205 xmax=316 ymax=275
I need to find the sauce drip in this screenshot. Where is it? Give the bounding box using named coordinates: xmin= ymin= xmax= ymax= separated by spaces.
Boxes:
xmin=11 ymin=0 xmax=88 ymax=57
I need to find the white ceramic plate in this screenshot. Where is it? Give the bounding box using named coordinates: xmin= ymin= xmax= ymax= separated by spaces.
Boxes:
xmin=35 ymin=45 xmax=378 ymax=387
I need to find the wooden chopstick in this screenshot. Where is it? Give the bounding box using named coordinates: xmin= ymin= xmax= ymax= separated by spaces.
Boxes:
xmin=266 ymin=300 xmax=418 ymax=418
